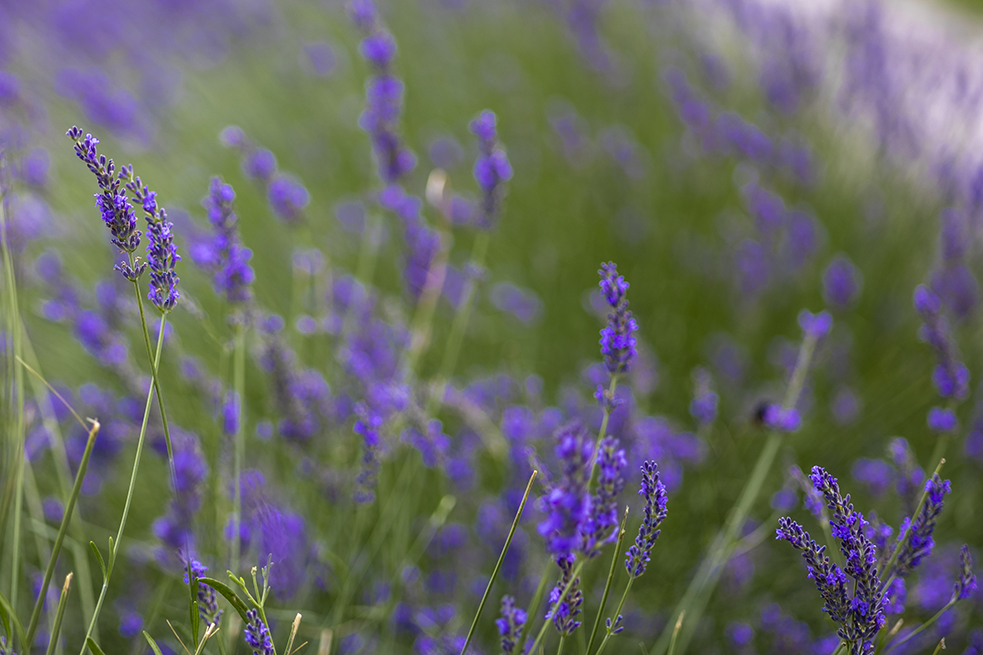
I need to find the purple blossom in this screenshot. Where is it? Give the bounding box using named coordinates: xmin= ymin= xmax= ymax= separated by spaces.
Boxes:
xmin=798 ymin=309 xmax=833 ymax=339
xmin=927 ymin=407 xmax=957 ymax=433
xmin=184 ymin=559 xmax=222 ymax=624
xmin=268 ymin=175 xmax=310 ymax=223
xmin=625 ymin=460 xmax=668 ymax=578
xmin=470 ymin=110 xmax=513 ymax=228
xmin=580 ymin=436 xmax=626 ymax=558
xmin=538 ymin=421 xmax=592 ymax=557
xmin=762 ymin=404 xmax=801 ymax=432
xmin=598 ymin=262 xmax=638 ymax=374
xmin=121 ymin=164 xmax=180 ymax=312
xmin=546 ymin=553 xmax=583 ymax=637
xmin=689 ymin=366 xmax=718 ymax=426
xmin=198 ymin=176 xmax=254 ymax=304
xmin=914 ymin=284 xmax=969 ymax=400
xmin=244 ymin=609 xmax=274 ymax=655
xmin=823 ymin=255 xmax=862 ymax=309
xmin=496 ymin=595 xmax=526 ymax=654
xmin=889 ymin=474 xmax=950 ymax=580
xmin=257 ymin=505 xmax=308 ymax=599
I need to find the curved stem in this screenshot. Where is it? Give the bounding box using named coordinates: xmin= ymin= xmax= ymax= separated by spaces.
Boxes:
xmin=594 ymin=577 xmax=634 ymax=655
xmin=885 ymin=600 xmax=956 ymax=652
xmin=78 ymin=317 xmax=167 ymax=655
xmin=231 ymin=320 xmax=246 ymax=575
xmin=512 ymin=564 xmax=553 ymax=655
xmin=529 ymin=560 xmax=586 ymax=655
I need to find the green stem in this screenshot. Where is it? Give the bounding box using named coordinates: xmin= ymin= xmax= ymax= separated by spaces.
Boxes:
xmin=45 ymin=573 xmax=73 ymax=655
xmin=556 ymin=637 xmax=566 ymax=655
xmin=428 ymin=231 xmax=489 ymax=414
xmin=586 ymin=508 xmax=630 ymax=655
xmin=460 ymin=470 xmax=537 ymax=655
xmin=232 ymin=320 xmax=246 ymax=575
xmin=529 ymin=560 xmax=586 ymax=655
xmin=831 ymin=643 xmax=846 ymax=655
xmin=130 ymin=263 xmax=174 ymax=463
xmin=513 ymin=564 xmax=553 ymax=655
xmin=885 ymin=600 xmax=955 ymax=652
xmin=650 ymin=330 xmax=819 ymax=655
xmin=594 ymin=577 xmax=634 ymax=655
xmin=78 ymin=317 xmax=167 ymax=655
xmin=587 ymin=375 xmax=619 ymax=487
xmin=25 ymin=421 xmax=100 ymax=651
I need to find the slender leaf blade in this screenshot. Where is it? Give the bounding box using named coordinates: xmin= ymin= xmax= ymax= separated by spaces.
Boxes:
xmin=200 ymin=577 xmax=250 ymax=624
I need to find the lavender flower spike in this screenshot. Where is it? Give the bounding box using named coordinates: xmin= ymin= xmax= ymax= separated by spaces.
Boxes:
xmin=625 ymin=460 xmax=668 ymax=578
xmin=244 ymin=609 xmax=274 ymax=655
xmin=580 ymin=436 xmax=627 ymax=558
xmin=470 ymin=109 xmax=513 ymax=228
xmin=201 ymin=176 xmax=254 ymax=303
xmin=496 ymin=595 xmax=526 ymax=654
xmin=66 ymin=126 xmax=144 ymax=279
xmin=546 ymin=553 xmax=583 ymax=636
xmin=538 ymin=421 xmax=592 ymax=557
xmin=776 ymin=518 xmax=851 ymax=630
xmin=120 ymin=164 xmax=181 ymax=312
xmin=890 ymin=473 xmax=950 ymax=579
xmin=598 ymin=262 xmax=638 ymax=374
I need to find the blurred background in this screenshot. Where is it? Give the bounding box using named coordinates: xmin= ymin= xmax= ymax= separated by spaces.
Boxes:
xmin=1 ymin=0 xmax=983 ymax=653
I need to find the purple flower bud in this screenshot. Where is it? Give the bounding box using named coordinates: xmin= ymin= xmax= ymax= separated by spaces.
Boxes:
xmin=927 ymin=406 xmax=957 ymax=433
xmin=823 ymin=255 xmax=862 ymax=308
xmin=798 ymin=309 xmax=832 ymax=339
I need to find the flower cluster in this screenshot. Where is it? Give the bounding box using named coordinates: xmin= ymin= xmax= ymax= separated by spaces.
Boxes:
xmin=889 ymin=473 xmax=950 ymax=579
xmin=184 ymin=558 xmax=223 ymax=625
xmin=496 ymin=595 xmax=526 ymax=654
xmin=625 ymin=460 xmax=668 ymax=578
xmin=469 ymin=110 xmax=513 ymax=229
xmin=546 ymin=553 xmax=583 ymax=637
xmin=244 ymin=609 xmax=274 ymax=655
xmin=598 ymin=262 xmax=638 ymax=375
xmin=914 ymin=285 xmax=969 ymax=428
xmin=194 ymin=176 xmax=254 ymax=304
xmin=537 ymin=421 xmax=592 ymax=557
xmin=580 ymin=436 xmax=627 ymax=558
xmin=779 ymin=467 xmax=884 ymax=655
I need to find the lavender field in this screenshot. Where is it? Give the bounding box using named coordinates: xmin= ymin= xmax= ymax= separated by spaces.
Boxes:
xmin=0 ymin=0 xmax=982 ymax=653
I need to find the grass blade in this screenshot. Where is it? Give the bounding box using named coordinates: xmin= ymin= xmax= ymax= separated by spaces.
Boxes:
xmin=45 ymin=573 xmax=73 ymax=655
xmin=460 ymin=470 xmax=537 ymax=655
xmin=86 ymin=638 xmax=107 ymax=655
xmin=26 ymin=420 xmax=100 ymax=651
xmin=199 ymin=577 xmax=251 ymax=624
xmin=0 ymin=586 xmax=26 ymax=648
xmin=144 ymin=631 xmax=165 ymax=655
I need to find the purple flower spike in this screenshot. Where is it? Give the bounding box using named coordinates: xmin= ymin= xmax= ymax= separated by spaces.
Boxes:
xmin=890 ymin=473 xmax=950 ymax=579
xmin=546 ymin=554 xmax=583 ymax=637
xmin=798 ymin=309 xmax=833 ymax=339
xmin=580 ymin=437 xmax=626 ymax=558
xmin=927 ymin=407 xmax=957 ymax=433
xmin=67 ymin=126 xmax=145 ymax=280
xmin=469 ymin=109 xmax=513 ymax=228
xmin=954 ymin=545 xmax=977 ymax=601
xmin=496 ymin=595 xmax=526 ymax=654
xmin=200 ymin=176 xmax=255 ymax=304
xmin=823 ymin=255 xmax=862 ymax=308
xmin=244 ymin=609 xmax=274 ymax=655
xmin=538 ymin=421 xmax=592 ymax=557
xmin=915 ymin=284 xmax=969 ymax=400
xmin=625 ymin=460 xmax=668 ymax=578
xmin=598 ymin=262 xmax=638 ymax=375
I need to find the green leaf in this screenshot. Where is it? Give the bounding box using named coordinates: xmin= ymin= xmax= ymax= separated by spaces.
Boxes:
xmin=107 ymin=536 xmax=115 ymax=571
xmin=200 ymin=577 xmax=250 ymax=624
xmin=89 ymin=542 xmax=106 ymax=581
xmin=191 ymin=600 xmax=200 ymax=646
xmin=0 ymin=588 xmax=26 ymax=646
xmin=86 ymin=637 xmax=108 ymax=655
xmin=0 ymin=590 xmax=10 ymax=641
xmin=143 ymin=632 xmax=164 ymax=655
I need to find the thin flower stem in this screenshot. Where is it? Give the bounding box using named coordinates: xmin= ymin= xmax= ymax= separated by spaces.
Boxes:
xmin=830 ymin=642 xmax=846 ymax=655
xmin=460 ymin=470 xmax=537 ymax=655
xmin=594 ymin=576 xmax=634 ymax=655
xmin=885 ymin=599 xmax=955 ymax=652
xmin=428 ymin=230 xmax=489 ymax=414
xmin=402 ymin=217 xmax=451 ymax=378
xmin=651 ymin=330 xmax=820 ymax=655
xmin=78 ymin=317 xmax=168 ymax=655
xmin=25 ymin=421 xmax=100 ymax=651
xmin=129 ymin=258 xmax=174 ymax=463
xmin=556 ymin=637 xmax=566 ymax=655
xmin=586 ymin=374 xmax=619 ymax=487
xmin=513 ymin=563 xmax=554 ymax=655
xmin=529 ymin=560 xmax=586 ymax=655
xmin=586 ymin=507 xmax=630 ymax=655
xmin=45 ymin=573 xmax=73 ymax=655
xmin=231 ymin=319 xmax=246 ymax=575
xmin=1 ymin=192 xmax=26 ymax=612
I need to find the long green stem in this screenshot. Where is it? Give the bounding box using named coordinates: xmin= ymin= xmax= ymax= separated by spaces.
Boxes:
xmin=586 ymin=508 xmax=630 ymax=655
xmin=586 ymin=375 xmax=619 ymax=487
xmin=45 ymin=573 xmax=73 ymax=655
xmin=556 ymin=637 xmax=566 ymax=655
xmin=25 ymin=421 xmax=100 ymax=651
xmin=529 ymin=560 xmax=586 ymax=655
xmin=231 ymin=320 xmax=246 ymax=575
xmin=650 ymin=330 xmax=819 ymax=655
xmin=427 ymin=231 xmax=489 ymax=414
xmin=78 ymin=317 xmax=167 ymax=655
xmin=1 ymin=192 xmax=25 ymax=613
xmin=130 ymin=263 xmax=174 ymax=463
xmin=460 ymin=470 xmax=537 ymax=655
xmin=513 ymin=563 xmax=553 ymax=655
xmin=594 ymin=577 xmax=634 ymax=655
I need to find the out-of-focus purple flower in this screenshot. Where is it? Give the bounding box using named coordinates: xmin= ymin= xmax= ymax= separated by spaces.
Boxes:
xmin=490 ymin=282 xmax=542 ymax=325
xmin=470 ymin=110 xmax=513 ymax=229
xmin=538 ymin=421 xmax=591 ymax=557
xmin=927 ymin=407 xmax=957 ymax=433
xmin=198 ymin=176 xmax=254 ymax=304
xmin=625 ymin=460 xmax=668 ymax=578
xmin=725 ymin=622 xmax=754 ymax=648
xmin=831 ymin=386 xmax=862 ymax=426
xmin=496 ymin=595 xmax=526 ymax=654
xmin=823 ymin=255 xmax=862 ymax=309
xmin=580 ymin=436 xmax=626 ymax=558
xmin=914 ymin=284 xmax=969 ymax=401
xmin=689 ymin=366 xmax=718 ymax=426
xmin=852 ymin=459 xmax=892 ymax=498
xmin=598 ymin=262 xmax=638 ymax=375
xmin=256 ymin=505 xmax=308 ymax=599
xmin=762 ymin=404 xmax=801 ymax=432
xmin=798 ymin=309 xmax=833 ymax=339
xmin=268 ymin=175 xmax=310 ymax=224
xmin=953 ymin=545 xmax=977 ymax=601
xmin=301 ymin=41 xmax=336 ymax=77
